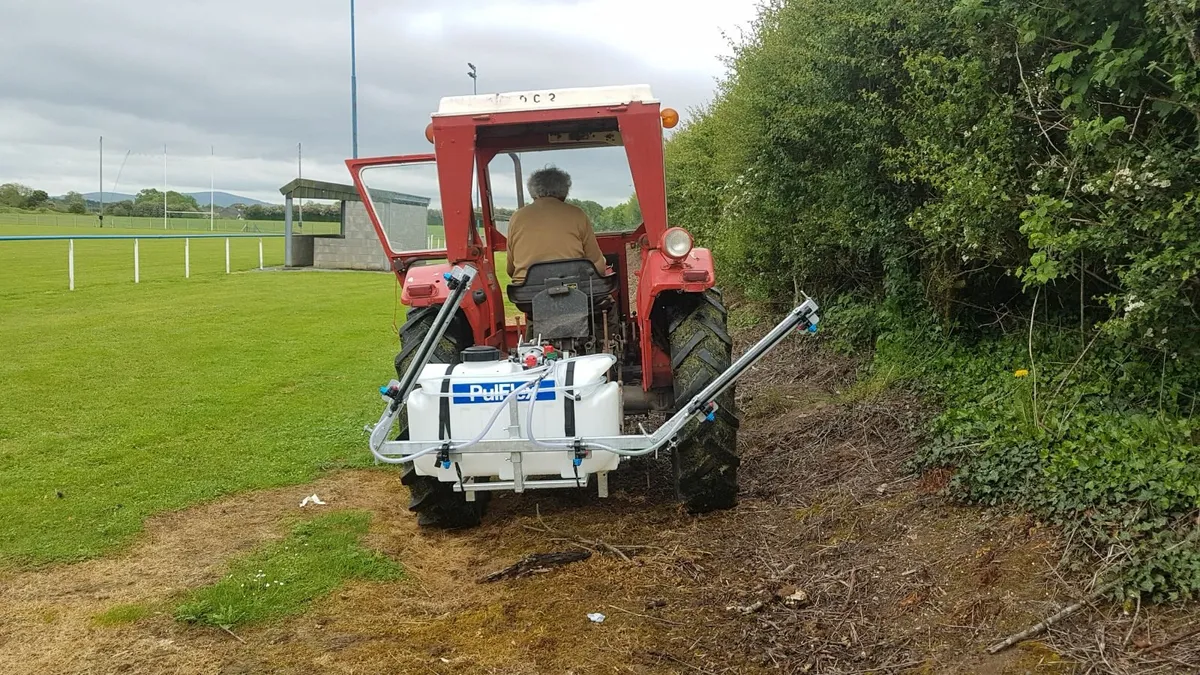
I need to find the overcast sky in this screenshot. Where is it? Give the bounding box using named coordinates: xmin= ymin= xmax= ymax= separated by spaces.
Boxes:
xmin=0 ymin=0 xmax=759 ymax=205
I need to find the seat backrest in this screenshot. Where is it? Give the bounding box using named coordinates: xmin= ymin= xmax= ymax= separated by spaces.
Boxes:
xmin=507 ymin=258 xmax=617 ymax=307
xmin=520 ymin=259 xmax=602 ymax=288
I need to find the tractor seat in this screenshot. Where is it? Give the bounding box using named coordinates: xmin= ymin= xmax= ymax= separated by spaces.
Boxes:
xmin=507 ymin=259 xmax=618 ymax=314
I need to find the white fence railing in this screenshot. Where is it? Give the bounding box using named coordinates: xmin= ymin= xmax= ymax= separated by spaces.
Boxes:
xmin=0 ymin=212 xmax=339 ymax=234
xmin=2 ymin=233 xmax=283 ymax=291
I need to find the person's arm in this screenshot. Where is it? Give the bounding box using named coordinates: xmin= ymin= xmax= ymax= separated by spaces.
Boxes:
xmin=506 ymin=217 xmax=518 ymax=278
xmin=580 ymin=215 xmax=608 ymax=276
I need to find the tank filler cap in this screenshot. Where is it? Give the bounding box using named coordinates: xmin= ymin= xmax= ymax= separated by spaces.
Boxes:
xmin=461 ymin=345 xmax=503 ymax=363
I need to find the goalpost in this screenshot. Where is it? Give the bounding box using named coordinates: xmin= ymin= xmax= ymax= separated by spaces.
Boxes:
xmin=158 ymin=145 xmax=218 ymax=231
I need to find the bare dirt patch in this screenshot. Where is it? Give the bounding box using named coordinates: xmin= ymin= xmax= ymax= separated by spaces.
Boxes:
xmin=2 ymin=334 xmax=1196 ymax=674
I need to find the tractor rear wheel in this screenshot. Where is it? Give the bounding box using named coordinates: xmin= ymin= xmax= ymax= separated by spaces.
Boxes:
xmin=395 ymin=305 xmax=487 ymax=529
xmin=667 ymin=289 xmax=739 ymax=513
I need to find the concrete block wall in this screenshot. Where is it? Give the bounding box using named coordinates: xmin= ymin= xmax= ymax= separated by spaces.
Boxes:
xmin=289 ymin=234 xmax=315 ymax=267
xmin=313 ymin=201 xmax=404 ymax=271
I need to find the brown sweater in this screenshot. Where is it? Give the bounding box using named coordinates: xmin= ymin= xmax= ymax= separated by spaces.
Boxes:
xmin=505 ymin=197 xmax=607 ymax=284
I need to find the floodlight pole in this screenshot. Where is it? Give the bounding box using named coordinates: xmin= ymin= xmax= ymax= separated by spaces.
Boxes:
xmin=163 ymin=144 xmax=168 ymax=230
xmin=210 ymin=145 xmax=215 ymax=231
xmin=350 ymin=0 xmax=359 ymax=159
xmin=467 ymin=63 xmax=479 ymax=215
xmin=298 ymin=142 xmax=304 ymax=228
xmin=99 ymin=136 xmax=104 ymax=228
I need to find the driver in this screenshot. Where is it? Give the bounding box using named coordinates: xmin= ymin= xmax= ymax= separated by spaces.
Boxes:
xmin=506 ymin=166 xmax=608 ymax=285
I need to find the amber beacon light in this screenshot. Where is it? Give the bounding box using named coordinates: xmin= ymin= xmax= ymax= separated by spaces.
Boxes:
xmin=660 ymin=107 xmax=679 ymax=129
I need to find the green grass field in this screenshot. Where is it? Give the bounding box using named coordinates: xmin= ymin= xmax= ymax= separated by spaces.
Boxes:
xmin=0 ymin=262 xmax=400 ymax=564
xmin=0 ymin=225 xmax=517 ymax=566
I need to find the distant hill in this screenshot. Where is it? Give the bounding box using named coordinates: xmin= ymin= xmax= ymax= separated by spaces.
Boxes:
xmin=78 ymin=191 xmax=270 ymax=207
xmin=190 ymin=192 xmax=271 ymax=207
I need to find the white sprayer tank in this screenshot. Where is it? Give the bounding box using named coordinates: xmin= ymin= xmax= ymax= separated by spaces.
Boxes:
xmin=405 ymin=352 xmax=622 ymax=483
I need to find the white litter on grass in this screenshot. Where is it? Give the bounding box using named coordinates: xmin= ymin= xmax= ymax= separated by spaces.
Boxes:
xmin=587 ymin=613 xmax=606 ymax=623
xmin=299 ymin=494 xmax=327 ymax=507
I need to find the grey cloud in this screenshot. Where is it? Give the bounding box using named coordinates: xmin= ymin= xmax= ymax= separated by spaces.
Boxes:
xmin=0 ymin=0 xmax=730 ymax=204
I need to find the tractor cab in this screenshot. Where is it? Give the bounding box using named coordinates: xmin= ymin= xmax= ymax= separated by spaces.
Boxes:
xmin=347 ymin=85 xmax=711 ymax=392
xmin=349 ymin=85 xmax=813 ymax=529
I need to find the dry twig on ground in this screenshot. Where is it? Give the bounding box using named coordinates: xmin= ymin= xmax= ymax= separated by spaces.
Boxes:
xmin=523 ymin=508 xmax=656 ymax=562
xmin=479 ymin=550 xmax=591 ymax=582
xmin=987 ymin=579 xmax=1121 ymax=654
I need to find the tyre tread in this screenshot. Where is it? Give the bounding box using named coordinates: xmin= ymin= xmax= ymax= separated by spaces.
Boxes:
xmin=667 ymin=289 xmax=739 ymax=513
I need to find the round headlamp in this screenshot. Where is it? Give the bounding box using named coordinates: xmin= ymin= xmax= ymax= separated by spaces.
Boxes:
xmin=662 ymin=227 xmax=693 ymax=260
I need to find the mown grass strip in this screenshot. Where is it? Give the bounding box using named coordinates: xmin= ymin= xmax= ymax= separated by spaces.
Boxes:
xmin=92 ymin=603 xmax=153 ymax=626
xmin=174 ymin=511 xmax=400 ymax=629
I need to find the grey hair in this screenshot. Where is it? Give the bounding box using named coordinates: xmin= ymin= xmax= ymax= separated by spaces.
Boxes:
xmin=528 ymin=166 xmax=571 ymax=200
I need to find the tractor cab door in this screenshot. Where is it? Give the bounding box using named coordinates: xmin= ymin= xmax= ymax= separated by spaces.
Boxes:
xmin=347 ymin=154 xmax=457 ymax=271
xmin=348 ymin=154 xmax=508 ymax=349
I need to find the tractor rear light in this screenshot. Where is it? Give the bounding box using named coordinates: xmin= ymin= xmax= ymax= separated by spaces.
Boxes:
xmin=424 ymin=123 xmax=435 ymax=143
xmin=407 ymin=283 xmax=435 ymax=298
xmin=661 ymin=227 xmax=693 ymax=260
xmin=682 ymin=269 xmax=709 ymax=283
xmin=661 ymin=108 xmax=679 ymax=129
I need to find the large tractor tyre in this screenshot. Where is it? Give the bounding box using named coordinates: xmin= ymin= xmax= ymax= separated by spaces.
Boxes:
xmin=666 ymin=290 xmax=740 ymax=513
xmin=394 ymin=305 xmax=488 ymax=529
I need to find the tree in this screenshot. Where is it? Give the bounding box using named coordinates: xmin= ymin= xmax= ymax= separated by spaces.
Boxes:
xmin=134 ymin=188 xmax=161 ymax=204
xmin=166 ymin=191 xmax=200 ymax=212
xmin=243 ymin=204 xmax=272 ymax=220
xmin=0 ymin=183 xmax=33 ymax=208
xmin=25 ymin=190 xmax=49 ymax=209
xmin=63 ymin=191 xmax=86 ymax=214
xmin=568 ymin=198 xmax=604 ymax=224
xmin=594 ymin=195 xmax=641 ymax=232
xmin=104 ymin=200 xmax=134 ymax=216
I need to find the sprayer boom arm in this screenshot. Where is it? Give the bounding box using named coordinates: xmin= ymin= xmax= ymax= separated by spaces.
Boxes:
xmin=367 ymin=296 xmax=820 ymax=480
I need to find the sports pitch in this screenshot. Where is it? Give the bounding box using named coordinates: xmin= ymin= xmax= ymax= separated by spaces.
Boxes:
xmin=0 ymin=225 xmax=511 ymax=564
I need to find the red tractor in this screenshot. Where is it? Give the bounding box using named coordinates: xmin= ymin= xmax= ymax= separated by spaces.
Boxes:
xmin=352 ymin=85 xmax=819 ymax=528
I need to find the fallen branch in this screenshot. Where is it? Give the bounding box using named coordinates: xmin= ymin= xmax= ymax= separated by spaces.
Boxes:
xmin=479 ymin=550 xmax=591 ymax=583
xmin=522 ymin=508 xmax=652 ymax=562
xmin=987 ymin=578 xmax=1120 ymax=654
xmin=547 ymin=535 xmax=632 ymax=563
xmin=726 ymin=600 xmax=766 ymax=615
xmin=1137 ymin=623 xmax=1200 ymax=655
xmin=992 ymin=518 xmax=1200 ymax=654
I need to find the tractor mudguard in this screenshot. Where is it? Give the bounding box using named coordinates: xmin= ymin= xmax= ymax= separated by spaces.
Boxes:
xmin=635 ymin=247 xmax=717 ymax=390
xmin=400 ymin=262 xmax=500 ymax=346
xmin=399 ymin=262 xmax=454 ymax=307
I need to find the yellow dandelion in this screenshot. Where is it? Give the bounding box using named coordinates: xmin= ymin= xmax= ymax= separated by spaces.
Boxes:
xmin=1014 ymin=369 xmax=1029 ymax=378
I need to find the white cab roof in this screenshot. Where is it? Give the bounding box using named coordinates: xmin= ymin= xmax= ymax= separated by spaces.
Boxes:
xmin=434 ymin=84 xmax=657 ymax=117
